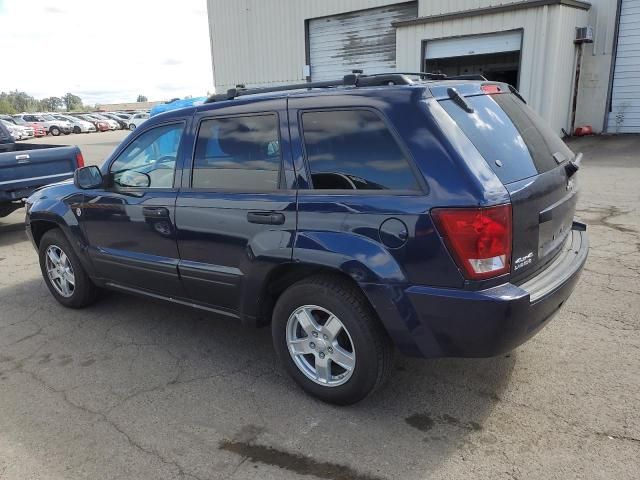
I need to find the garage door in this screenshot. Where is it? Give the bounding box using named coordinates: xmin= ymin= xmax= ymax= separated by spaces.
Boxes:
xmin=424 ymin=31 xmax=523 ymax=87
xmin=308 ymin=2 xmax=418 ymax=81
xmin=608 ymin=0 xmax=640 ymax=133
xmin=425 ymin=30 xmax=523 ymax=60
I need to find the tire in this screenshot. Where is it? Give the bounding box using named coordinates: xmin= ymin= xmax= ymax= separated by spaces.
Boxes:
xmin=0 ymin=203 xmax=19 ymax=218
xmin=73 ymin=126 xmax=81 ymax=134
xmin=272 ymin=274 xmax=394 ymax=405
xmin=38 ymin=229 xmax=99 ymax=308
xmin=50 ymin=126 xmax=61 ymax=136
xmin=129 ymin=124 xmax=136 ymax=130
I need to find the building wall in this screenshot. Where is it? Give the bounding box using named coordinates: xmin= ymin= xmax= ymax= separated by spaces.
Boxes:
xmin=208 ymin=0 xmax=619 ymax=132
xmin=95 ymin=101 xmax=164 ymax=112
xmin=207 ymin=0 xmax=404 ymax=92
xmin=574 ymin=0 xmax=620 ymax=132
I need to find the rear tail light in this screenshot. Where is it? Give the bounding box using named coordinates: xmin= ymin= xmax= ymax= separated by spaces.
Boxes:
xmin=432 ymin=204 xmax=512 ymax=280
xmin=76 ymin=152 xmax=85 ymax=168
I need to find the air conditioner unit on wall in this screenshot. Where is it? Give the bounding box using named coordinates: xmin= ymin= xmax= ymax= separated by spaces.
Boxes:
xmin=575 ymin=26 xmax=594 ymax=44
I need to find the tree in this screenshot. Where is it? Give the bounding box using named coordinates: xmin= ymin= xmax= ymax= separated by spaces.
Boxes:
xmin=137 ymin=95 xmax=148 ymax=102
xmin=2 ymin=90 xmax=38 ymax=112
xmin=39 ymin=96 xmax=62 ymax=112
xmin=0 ymin=98 xmax=16 ymax=114
xmin=62 ymin=93 xmax=83 ymax=111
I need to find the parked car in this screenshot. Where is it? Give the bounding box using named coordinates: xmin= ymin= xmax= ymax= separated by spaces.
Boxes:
xmin=88 ymin=114 xmax=118 ymax=130
xmin=0 ymin=121 xmax=84 ymax=218
xmin=52 ymin=114 xmax=96 ymax=134
xmin=70 ymin=114 xmax=110 ymax=132
xmin=12 ymin=113 xmax=71 ymax=136
xmin=39 ymin=114 xmax=73 ymax=135
xmin=25 ymin=73 xmax=588 ymax=405
xmin=0 ymin=119 xmax=33 ymax=140
xmin=99 ymin=113 xmax=128 ymax=129
xmin=127 ymin=112 xmax=149 ymax=130
xmin=112 ymin=112 xmax=133 ymax=122
xmin=3 ymin=115 xmax=46 ymax=137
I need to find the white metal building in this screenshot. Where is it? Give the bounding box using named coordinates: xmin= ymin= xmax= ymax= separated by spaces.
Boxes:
xmin=207 ymin=0 xmax=640 ymax=134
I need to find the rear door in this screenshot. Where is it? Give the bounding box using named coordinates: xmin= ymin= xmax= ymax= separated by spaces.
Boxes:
xmin=175 ymin=99 xmax=296 ymax=317
xmin=439 ymin=89 xmax=579 ymax=282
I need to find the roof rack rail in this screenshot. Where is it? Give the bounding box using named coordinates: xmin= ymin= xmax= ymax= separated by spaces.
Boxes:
xmin=446 ymin=74 xmax=488 ymax=81
xmin=204 ymin=71 xmax=488 ymax=103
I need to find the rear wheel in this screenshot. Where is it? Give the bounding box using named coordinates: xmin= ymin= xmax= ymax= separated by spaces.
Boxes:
xmin=272 ymin=274 xmax=393 ymax=405
xmin=38 ymin=229 xmax=99 ymax=308
xmin=49 ymin=126 xmax=60 ymax=136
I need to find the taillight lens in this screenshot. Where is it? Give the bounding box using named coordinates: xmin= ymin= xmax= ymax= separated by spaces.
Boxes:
xmin=432 ymin=204 xmax=512 ymax=280
xmin=481 ymin=84 xmax=502 ymax=94
xmin=76 ymin=152 xmax=85 ymax=168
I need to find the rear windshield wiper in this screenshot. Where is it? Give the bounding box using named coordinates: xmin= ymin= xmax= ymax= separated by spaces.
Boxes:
xmin=446 ymin=87 xmax=474 ymax=113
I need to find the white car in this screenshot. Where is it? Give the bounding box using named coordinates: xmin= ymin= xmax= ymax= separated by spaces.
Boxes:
xmin=0 ymin=119 xmax=33 ymax=140
xmin=13 ymin=113 xmax=72 ymax=136
xmin=52 ymin=114 xmax=96 ymax=134
xmin=128 ymin=113 xmax=150 ymax=130
xmin=39 ymin=114 xmax=74 ymax=135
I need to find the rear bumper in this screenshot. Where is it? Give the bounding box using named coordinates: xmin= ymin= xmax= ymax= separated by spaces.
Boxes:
xmin=364 ymin=222 xmax=588 ymax=358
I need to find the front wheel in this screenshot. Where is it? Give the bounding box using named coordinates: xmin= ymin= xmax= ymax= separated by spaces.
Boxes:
xmin=50 ymin=126 xmax=61 ymax=136
xmin=38 ymin=229 xmax=99 ymax=308
xmin=129 ymin=124 xmax=136 ymax=130
xmin=73 ymin=126 xmax=81 ymax=134
xmin=272 ymin=275 xmax=393 ymax=405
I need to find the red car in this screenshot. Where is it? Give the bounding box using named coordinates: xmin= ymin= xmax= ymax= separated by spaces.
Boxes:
xmin=30 ymin=123 xmax=47 ymax=137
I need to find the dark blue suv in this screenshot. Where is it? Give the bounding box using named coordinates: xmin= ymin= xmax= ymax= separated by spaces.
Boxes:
xmin=25 ymin=73 xmax=588 ymax=404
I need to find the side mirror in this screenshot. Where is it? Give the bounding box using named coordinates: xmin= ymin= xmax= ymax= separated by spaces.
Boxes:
xmin=74 ymin=165 xmax=103 ymax=190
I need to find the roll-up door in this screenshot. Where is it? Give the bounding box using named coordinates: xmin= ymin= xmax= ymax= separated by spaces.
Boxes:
xmin=308 ymin=3 xmax=418 ymax=81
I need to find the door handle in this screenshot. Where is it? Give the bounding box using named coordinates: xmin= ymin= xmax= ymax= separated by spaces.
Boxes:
xmin=247 ymin=211 xmax=286 ymax=225
xmin=142 ymin=206 xmax=170 ymax=218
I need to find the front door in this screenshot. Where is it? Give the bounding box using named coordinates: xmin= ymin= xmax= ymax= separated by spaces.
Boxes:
xmin=79 ymin=121 xmax=186 ymax=297
xmin=175 ymin=99 xmax=297 ymax=319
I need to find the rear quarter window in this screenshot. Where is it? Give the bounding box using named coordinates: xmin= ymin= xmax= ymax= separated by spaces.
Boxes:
xmin=301 ymin=109 xmax=419 ymax=191
xmin=441 ymin=93 xmax=574 ymax=184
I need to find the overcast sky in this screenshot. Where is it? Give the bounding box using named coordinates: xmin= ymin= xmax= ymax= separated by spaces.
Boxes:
xmin=0 ymin=0 xmax=213 ymax=105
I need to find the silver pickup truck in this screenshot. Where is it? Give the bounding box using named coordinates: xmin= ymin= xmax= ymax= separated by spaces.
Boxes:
xmin=0 ymin=123 xmax=83 ymax=218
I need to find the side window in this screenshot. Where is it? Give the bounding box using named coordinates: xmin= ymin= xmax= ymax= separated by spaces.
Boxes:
xmin=301 ymin=110 xmax=419 ymax=191
xmin=192 ymin=114 xmax=280 ymax=191
xmin=110 ymin=123 xmax=184 ymax=189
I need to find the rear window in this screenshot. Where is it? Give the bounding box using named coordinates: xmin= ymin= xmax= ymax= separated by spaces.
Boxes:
xmin=441 ymin=93 xmax=574 ymax=184
xmin=192 ymin=114 xmax=281 ymax=191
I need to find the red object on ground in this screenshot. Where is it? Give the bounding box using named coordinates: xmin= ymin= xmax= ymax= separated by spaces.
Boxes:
xmin=574 ymin=126 xmax=593 ymax=136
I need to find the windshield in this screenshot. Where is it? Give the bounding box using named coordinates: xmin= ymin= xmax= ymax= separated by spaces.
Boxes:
xmin=12 ymin=117 xmax=26 ymax=124
xmin=440 ymin=93 xmax=575 ymax=184
xmin=42 ymin=114 xmax=56 ymax=121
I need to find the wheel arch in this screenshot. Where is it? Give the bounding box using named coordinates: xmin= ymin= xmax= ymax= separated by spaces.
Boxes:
xmin=247 ymin=263 xmax=379 ymax=329
xmin=29 ymin=216 xmax=99 ymax=281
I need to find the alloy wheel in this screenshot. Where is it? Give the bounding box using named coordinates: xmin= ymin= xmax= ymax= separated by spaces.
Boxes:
xmin=286 ymin=305 xmax=356 ymax=387
xmin=45 ymin=245 xmax=75 ymax=298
